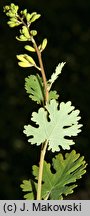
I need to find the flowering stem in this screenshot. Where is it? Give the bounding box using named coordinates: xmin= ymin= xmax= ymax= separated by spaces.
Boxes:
xmin=31 ymin=38 xmax=49 ymax=200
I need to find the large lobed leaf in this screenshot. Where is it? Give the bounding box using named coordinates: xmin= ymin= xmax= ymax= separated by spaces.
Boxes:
xmin=40 ymin=150 xmax=87 ymax=199
xmin=23 ymin=99 xmax=82 ymax=152
xmin=20 ymin=150 xmax=87 ymax=200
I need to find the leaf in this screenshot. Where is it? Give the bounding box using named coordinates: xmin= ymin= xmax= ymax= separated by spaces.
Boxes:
xmin=30 ymin=13 xmax=41 ymax=23
xmin=20 ymin=9 xmax=27 ymax=16
xmin=41 ymin=38 xmax=47 ymax=50
xmin=33 ymin=150 xmax=87 ymax=200
xmin=16 ymin=26 xmax=31 ymax=41
xmin=25 ymin=55 xmax=35 ymax=65
xmin=49 ymin=90 xmax=59 ymax=100
xmin=21 ymin=150 xmax=87 ymax=200
xmin=23 ymin=99 xmax=82 ymax=152
xmin=18 ymin=62 xmax=33 ymax=67
xmin=25 ymin=74 xmax=44 ymax=104
xmin=21 ymin=26 xmax=30 ymax=39
xmin=16 ymin=54 xmax=35 ymax=68
xmin=20 ymin=180 xmax=37 ymax=200
xmin=26 ymin=13 xmax=31 ymax=22
xmin=25 ymin=75 xmax=59 ymax=104
xmin=48 ymin=62 xmax=66 ymax=90
xmin=38 ymin=38 xmax=47 ymax=52
xmin=30 ymin=30 xmax=37 ymax=36
xmin=24 ymin=45 xmax=35 ymax=52
xmin=16 ymin=35 xmax=28 ymax=42
xmin=3 ymin=3 xmax=19 ymax=17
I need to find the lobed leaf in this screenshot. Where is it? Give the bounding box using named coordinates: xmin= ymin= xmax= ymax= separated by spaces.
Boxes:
xmin=48 ymin=62 xmax=66 ymax=90
xmin=23 ymin=99 xmax=82 ymax=152
xmin=40 ymin=150 xmax=87 ymax=199
xmin=20 ymin=180 xmax=37 ymax=200
xmin=25 ymin=75 xmax=59 ymax=104
xmin=21 ymin=150 xmax=87 ymax=200
xmin=25 ymin=74 xmax=44 ymax=104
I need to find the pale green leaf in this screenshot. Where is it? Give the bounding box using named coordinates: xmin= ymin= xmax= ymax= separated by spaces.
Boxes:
xmin=18 ymin=62 xmax=33 ymax=67
xmin=38 ymin=38 xmax=47 ymax=52
xmin=20 ymin=9 xmax=27 ymax=16
xmin=3 ymin=3 xmax=19 ymax=17
xmin=16 ymin=35 xmax=28 ymax=41
xmin=41 ymin=38 xmax=47 ymax=51
xmin=24 ymin=45 xmax=35 ymax=52
xmin=21 ymin=26 xmax=30 ymax=39
xmin=24 ymin=55 xmax=35 ymax=65
xmin=30 ymin=30 xmax=37 ymax=36
xmin=30 ymin=13 xmax=41 ymax=23
xmin=23 ymin=99 xmax=82 ymax=152
xmin=16 ymin=54 xmax=26 ymax=62
xmin=26 ymin=13 xmax=31 ymax=22
xmin=33 ymin=150 xmax=87 ymax=200
xmin=16 ymin=54 xmax=35 ymax=67
xmin=30 ymin=12 xmax=37 ymax=19
xmin=7 ymin=21 xmax=16 ymax=27
xmin=48 ymin=62 xmax=66 ymax=90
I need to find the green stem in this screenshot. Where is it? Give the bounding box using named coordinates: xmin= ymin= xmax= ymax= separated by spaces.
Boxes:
xmin=31 ymin=38 xmax=49 ymax=200
xmin=32 ymin=37 xmax=49 ymax=103
xmin=36 ymin=141 xmax=48 ymax=200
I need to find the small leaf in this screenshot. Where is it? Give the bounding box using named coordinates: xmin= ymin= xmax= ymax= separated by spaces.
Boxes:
xmin=16 ymin=54 xmax=26 ymax=62
xmin=41 ymin=38 xmax=47 ymax=51
xmin=38 ymin=39 xmax=47 ymax=52
xmin=21 ymin=9 xmax=27 ymax=16
xmin=21 ymin=26 xmax=30 ymax=39
xmin=18 ymin=62 xmax=33 ymax=67
xmin=25 ymin=55 xmax=35 ymax=65
xmin=26 ymin=13 xmax=31 ymax=22
xmin=49 ymin=90 xmax=59 ymax=100
xmin=30 ymin=30 xmax=37 ymax=36
xmin=30 ymin=12 xmax=37 ymax=19
xmin=16 ymin=35 xmax=28 ymax=41
xmin=48 ymin=62 xmax=66 ymax=90
xmin=7 ymin=21 xmax=16 ymax=27
xmin=30 ymin=13 xmax=41 ymax=23
xmin=16 ymin=54 xmax=35 ymax=67
xmin=23 ymin=99 xmax=82 ymax=152
xmin=24 ymin=45 xmax=35 ymax=52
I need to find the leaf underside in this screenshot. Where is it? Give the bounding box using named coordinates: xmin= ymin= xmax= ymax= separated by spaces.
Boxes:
xmin=20 ymin=150 xmax=87 ymax=200
xmin=23 ymin=99 xmax=82 ymax=152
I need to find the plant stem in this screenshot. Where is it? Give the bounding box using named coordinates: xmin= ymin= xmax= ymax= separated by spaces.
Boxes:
xmin=32 ymin=37 xmax=49 ymax=103
xmin=19 ymin=15 xmax=49 ymax=199
xmin=31 ymin=38 xmax=49 ymax=200
xmin=36 ymin=141 xmax=48 ymax=200
xmin=18 ymin=15 xmax=49 ymax=199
